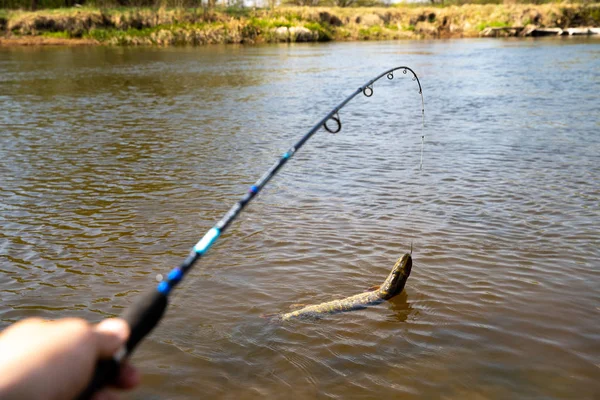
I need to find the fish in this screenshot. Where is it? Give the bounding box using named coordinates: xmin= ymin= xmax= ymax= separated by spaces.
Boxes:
xmin=279 ymin=253 xmax=412 ymax=321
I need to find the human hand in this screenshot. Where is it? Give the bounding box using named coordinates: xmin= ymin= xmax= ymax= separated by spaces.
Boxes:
xmin=0 ymin=318 xmax=140 ymax=400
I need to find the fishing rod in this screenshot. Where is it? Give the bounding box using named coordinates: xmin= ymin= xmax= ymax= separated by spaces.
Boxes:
xmin=78 ymin=66 xmax=424 ymax=399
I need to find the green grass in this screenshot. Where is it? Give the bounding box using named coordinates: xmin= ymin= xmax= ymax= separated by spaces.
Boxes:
xmin=273 ymin=20 xmax=292 ymax=28
xmin=476 ymin=20 xmax=511 ymax=31
xmin=587 ymin=7 xmax=600 ymax=23
xmin=303 ymin=21 xmax=333 ymax=41
xmin=222 ymin=6 xmax=251 ymax=18
xmin=85 ymin=28 xmax=118 ymax=41
xmin=358 ymin=24 xmax=383 ymax=39
xmin=84 ymin=22 xmax=213 ymax=42
xmin=282 ymin=11 xmax=303 ymax=22
xmin=247 ymin=16 xmax=295 ymax=33
xmin=41 ymin=30 xmax=70 ymax=38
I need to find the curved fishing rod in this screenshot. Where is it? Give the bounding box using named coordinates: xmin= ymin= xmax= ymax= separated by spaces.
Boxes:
xmin=78 ymin=66 xmax=424 ymax=399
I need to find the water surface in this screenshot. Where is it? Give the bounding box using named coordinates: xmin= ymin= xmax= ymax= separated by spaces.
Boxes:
xmin=1 ymin=39 xmax=599 ymax=399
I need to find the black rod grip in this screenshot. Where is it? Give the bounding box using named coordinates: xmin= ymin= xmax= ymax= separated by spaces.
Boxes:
xmin=122 ymin=289 xmax=169 ymax=353
xmin=76 ymin=358 xmax=120 ymax=400
xmin=76 ymin=289 xmax=168 ymax=400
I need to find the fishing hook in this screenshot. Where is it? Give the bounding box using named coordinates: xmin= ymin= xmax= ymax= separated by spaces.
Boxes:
xmin=77 ymin=65 xmax=425 ymax=399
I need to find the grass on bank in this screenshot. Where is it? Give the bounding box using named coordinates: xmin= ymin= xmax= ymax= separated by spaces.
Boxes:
xmin=2 ymin=4 xmax=600 ymax=44
xmin=40 ymin=29 xmax=70 ymax=37
xmin=475 ymin=19 xmax=510 ymax=31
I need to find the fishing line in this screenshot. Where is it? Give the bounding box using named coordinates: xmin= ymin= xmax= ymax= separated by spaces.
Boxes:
xmin=412 ymin=76 xmax=426 ymax=250
xmin=405 ymin=71 xmax=426 ymax=251
xmin=420 ymin=135 xmax=425 ymax=171
xmin=419 ymin=78 xmax=425 ymax=171
xmin=78 ymin=66 xmax=425 ymax=399
xmin=412 ymin=123 xmax=425 ymax=245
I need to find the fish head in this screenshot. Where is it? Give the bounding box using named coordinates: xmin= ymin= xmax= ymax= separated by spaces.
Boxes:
xmin=379 ymin=253 xmax=412 ymax=299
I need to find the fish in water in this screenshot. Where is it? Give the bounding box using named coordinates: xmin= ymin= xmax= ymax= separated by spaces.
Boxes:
xmin=279 ymin=253 xmax=412 ymax=321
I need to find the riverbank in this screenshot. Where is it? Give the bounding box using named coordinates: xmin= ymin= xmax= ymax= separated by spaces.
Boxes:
xmin=1 ymin=4 xmax=599 ymax=45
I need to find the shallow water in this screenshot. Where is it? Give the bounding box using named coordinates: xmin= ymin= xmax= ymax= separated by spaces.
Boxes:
xmin=1 ymin=38 xmax=599 ymax=399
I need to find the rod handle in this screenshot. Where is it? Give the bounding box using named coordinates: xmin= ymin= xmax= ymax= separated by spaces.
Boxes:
xmin=122 ymin=289 xmax=169 ymax=353
xmin=76 ymin=358 xmax=120 ymax=400
xmin=76 ymin=289 xmax=168 ymax=400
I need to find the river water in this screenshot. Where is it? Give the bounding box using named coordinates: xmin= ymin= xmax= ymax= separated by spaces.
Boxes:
xmin=1 ymin=38 xmax=599 ymax=399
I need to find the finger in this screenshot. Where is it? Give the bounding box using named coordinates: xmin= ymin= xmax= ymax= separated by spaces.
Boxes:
xmin=93 ymin=318 xmax=130 ymax=358
xmin=112 ymin=361 xmax=141 ymax=390
xmin=16 ymin=317 xmax=46 ymax=326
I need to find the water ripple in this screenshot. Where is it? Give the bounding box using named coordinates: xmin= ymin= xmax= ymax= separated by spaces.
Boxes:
xmin=1 ymin=40 xmax=599 ymax=399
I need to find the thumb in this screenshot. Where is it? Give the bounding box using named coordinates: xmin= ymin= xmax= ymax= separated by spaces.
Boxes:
xmin=93 ymin=318 xmax=130 ymax=358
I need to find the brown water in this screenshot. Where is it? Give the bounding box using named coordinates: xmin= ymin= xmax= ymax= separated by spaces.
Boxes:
xmin=1 ymin=39 xmax=599 ymax=399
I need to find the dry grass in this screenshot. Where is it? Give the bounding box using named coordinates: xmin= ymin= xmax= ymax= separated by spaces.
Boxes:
xmin=1 ymin=3 xmax=599 ymax=44
xmin=266 ymin=4 xmax=600 ymax=37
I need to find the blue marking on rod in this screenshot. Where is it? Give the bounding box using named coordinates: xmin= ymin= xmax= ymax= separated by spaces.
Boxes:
xmin=249 ymin=185 xmax=259 ymax=194
xmin=194 ymin=227 xmax=221 ymax=254
xmin=157 ymin=281 xmax=171 ymax=295
xmin=282 ymin=151 xmax=291 ymax=160
xmin=167 ymin=268 xmax=183 ymax=283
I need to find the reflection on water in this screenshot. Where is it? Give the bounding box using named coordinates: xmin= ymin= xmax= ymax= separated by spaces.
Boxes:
xmin=1 ymin=39 xmax=599 ymax=399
